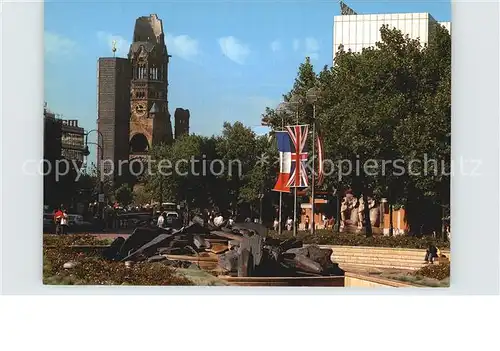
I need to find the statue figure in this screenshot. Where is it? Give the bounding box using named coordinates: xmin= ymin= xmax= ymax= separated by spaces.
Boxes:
xmin=357 ymin=196 xmax=365 ymax=229
xmin=368 ymin=197 xmax=380 ymax=227
xmin=339 ymin=196 xmax=349 ymax=231
xmin=349 ymin=197 xmax=359 ymax=226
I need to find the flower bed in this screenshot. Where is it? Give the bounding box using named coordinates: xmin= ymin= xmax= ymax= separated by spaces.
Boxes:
xmin=43 ymin=235 xmax=193 ymax=286
xmin=267 ymin=230 xmax=450 ymax=249
xmin=413 ymin=262 xmax=451 ymax=281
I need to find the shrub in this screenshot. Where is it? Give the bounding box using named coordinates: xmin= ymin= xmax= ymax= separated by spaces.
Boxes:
xmin=43 ymin=235 xmax=193 ymax=286
xmin=267 ymin=230 xmax=450 ymax=249
xmin=413 ymin=262 xmax=451 ymax=281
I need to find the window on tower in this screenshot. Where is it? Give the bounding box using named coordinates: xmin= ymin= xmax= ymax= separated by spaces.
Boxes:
xmin=136 ymin=64 xmax=147 ymax=79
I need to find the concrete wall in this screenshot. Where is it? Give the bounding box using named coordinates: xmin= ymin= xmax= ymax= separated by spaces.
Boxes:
xmin=344 ymin=272 xmax=416 ymax=287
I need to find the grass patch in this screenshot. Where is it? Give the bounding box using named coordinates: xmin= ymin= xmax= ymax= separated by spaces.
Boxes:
xmin=380 ymin=262 xmax=450 ymax=287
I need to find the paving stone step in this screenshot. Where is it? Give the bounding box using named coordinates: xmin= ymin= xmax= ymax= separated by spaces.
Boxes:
xmin=332 ymin=253 xmax=425 ymax=261
xmin=326 ymin=247 xmax=450 ymax=256
xmin=338 ymin=262 xmax=424 ymax=271
xmin=332 ymin=256 xmax=427 ymax=265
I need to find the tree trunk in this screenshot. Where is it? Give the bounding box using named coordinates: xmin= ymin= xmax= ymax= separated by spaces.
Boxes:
xmin=389 ymin=204 xmax=394 ymax=236
xmin=363 ymin=193 xmax=372 ymax=237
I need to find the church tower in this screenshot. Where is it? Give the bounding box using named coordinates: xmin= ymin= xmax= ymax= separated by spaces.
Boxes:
xmin=128 ymin=14 xmax=173 ymax=159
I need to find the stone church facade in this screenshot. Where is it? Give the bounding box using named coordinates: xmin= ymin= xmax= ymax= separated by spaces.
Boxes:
xmin=97 ymin=14 xmax=189 ymax=185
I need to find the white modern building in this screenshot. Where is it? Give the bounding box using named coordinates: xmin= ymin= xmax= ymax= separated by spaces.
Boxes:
xmin=333 ymin=11 xmax=451 ymax=60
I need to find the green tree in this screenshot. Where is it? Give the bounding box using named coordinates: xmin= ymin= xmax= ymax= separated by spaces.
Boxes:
xmin=115 ymin=183 xmax=134 ymax=206
xmin=263 ymin=25 xmax=451 ymax=235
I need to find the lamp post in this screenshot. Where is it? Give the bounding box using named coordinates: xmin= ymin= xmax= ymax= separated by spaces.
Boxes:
xmin=83 ymin=129 xmax=105 ymax=217
xmin=307 ymin=87 xmax=318 ymax=235
xmin=258 ymin=193 xmax=265 ymax=224
xmin=288 ymin=94 xmax=301 ymax=237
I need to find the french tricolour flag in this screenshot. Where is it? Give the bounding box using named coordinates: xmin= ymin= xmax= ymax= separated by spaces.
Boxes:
xmin=273 ymin=131 xmax=292 ymax=193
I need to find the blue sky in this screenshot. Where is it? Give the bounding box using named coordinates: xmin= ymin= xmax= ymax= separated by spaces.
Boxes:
xmin=45 ymin=0 xmax=451 ymax=144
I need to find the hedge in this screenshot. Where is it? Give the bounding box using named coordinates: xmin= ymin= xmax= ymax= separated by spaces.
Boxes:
xmin=267 ymin=230 xmax=450 ymax=249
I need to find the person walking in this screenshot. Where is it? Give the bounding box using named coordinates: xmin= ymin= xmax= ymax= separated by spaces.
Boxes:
xmin=286 ymin=216 xmax=293 ymax=231
xmin=157 ymin=211 xmax=166 ymax=228
xmin=60 ymin=210 xmax=69 ymax=234
xmin=305 ymin=215 xmax=310 ymax=230
xmin=273 ymin=218 xmax=279 ymax=231
xmin=322 ymin=214 xmax=328 ymax=229
xmin=214 ymin=213 xmax=224 ymax=227
xmin=53 ymin=207 xmax=64 ymax=235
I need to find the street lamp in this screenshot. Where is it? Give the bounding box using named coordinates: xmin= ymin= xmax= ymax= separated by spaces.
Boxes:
xmin=287 ymin=95 xmax=301 ymax=237
xmin=83 ymin=129 xmax=105 ymax=217
xmin=258 ymin=193 xmax=265 ymax=224
xmin=307 ymin=87 xmax=318 ymax=235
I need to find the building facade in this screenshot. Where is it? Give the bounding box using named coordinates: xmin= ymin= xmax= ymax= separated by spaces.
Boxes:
xmin=60 ymin=119 xmax=85 ymax=164
xmin=128 ymin=14 xmax=173 ymax=159
xmin=174 ymin=108 xmax=190 ymax=139
xmin=97 ymin=57 xmax=132 ymax=177
xmin=333 ymin=9 xmax=451 ymax=59
xmin=43 ymin=104 xmax=85 ymax=208
xmin=96 ymin=14 xmax=188 ymax=185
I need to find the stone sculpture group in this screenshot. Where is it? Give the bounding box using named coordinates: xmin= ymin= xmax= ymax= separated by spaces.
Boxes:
xmin=339 ymin=194 xmax=381 ymax=233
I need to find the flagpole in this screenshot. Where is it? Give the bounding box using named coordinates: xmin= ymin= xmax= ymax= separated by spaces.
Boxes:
xmin=311 ymin=106 xmax=316 ymax=235
xmin=278 ymin=116 xmax=284 ymax=235
xmin=293 ymin=108 xmax=299 ymax=237
xmin=307 ymin=87 xmax=319 ymax=235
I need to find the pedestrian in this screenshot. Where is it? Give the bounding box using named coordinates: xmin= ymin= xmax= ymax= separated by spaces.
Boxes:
xmin=214 ymin=213 xmax=224 ymax=227
xmin=60 ymin=210 xmax=69 ymax=234
xmin=157 ymin=211 xmax=166 ymax=228
xmin=273 ymin=218 xmax=279 ymax=231
xmin=424 ymin=242 xmax=439 ymax=264
xmin=322 ymin=214 xmax=328 ymax=229
xmin=305 ymin=215 xmax=310 ymax=230
xmin=53 ymin=207 xmax=64 ymax=235
xmin=228 ymin=216 xmax=234 ymax=227
xmin=286 ymin=216 xmax=293 ymax=231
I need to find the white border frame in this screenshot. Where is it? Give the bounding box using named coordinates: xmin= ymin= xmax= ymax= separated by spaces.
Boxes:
xmin=1 ymin=0 xmax=499 ymax=294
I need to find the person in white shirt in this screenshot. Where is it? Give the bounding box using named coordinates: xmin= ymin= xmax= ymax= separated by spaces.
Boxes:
xmin=273 ymin=218 xmax=279 ymax=231
xmin=213 ymin=213 xmax=224 ymax=227
xmin=286 ymin=217 xmax=293 ymax=231
xmin=228 ymin=217 xmax=234 ymax=227
xmin=60 ymin=210 xmax=69 ymax=234
xmin=157 ymin=212 xmax=166 ymax=228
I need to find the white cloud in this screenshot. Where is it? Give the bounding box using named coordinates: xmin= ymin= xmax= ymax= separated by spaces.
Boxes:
xmin=165 ymin=33 xmax=200 ymax=61
xmin=218 ymin=36 xmax=250 ymax=64
xmin=44 ymin=31 xmax=77 ymax=60
xmin=293 ymin=37 xmax=320 ymax=60
xmin=305 ymin=37 xmax=320 ymax=52
xmin=97 ymin=31 xmax=130 ymax=56
xmin=308 ymin=52 xmax=320 ymax=60
xmin=270 ymin=40 xmax=281 ymax=52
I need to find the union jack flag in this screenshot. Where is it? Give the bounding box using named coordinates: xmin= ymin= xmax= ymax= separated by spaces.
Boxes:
xmin=285 ymin=124 xmax=309 ymax=188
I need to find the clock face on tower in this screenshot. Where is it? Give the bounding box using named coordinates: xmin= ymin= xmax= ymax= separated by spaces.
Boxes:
xmin=135 ymin=103 xmax=146 ymax=116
